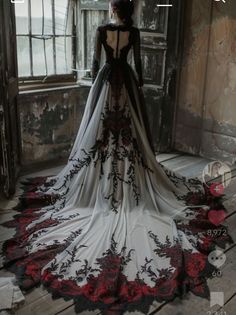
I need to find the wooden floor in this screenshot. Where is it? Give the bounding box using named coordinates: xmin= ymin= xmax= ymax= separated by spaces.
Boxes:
xmin=0 ymin=151 xmax=235 ymax=315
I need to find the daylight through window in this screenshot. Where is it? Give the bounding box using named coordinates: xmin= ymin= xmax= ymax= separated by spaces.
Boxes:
xmin=15 ymin=0 xmax=76 ymax=80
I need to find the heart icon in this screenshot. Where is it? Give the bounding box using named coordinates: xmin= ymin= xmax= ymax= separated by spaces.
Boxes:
xmin=208 ymin=210 xmax=226 ymax=226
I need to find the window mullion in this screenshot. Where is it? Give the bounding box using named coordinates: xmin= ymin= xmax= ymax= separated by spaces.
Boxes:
xmin=52 ymin=0 xmax=57 ymax=75
xmin=28 ymin=0 xmax=33 ymax=76
xmin=42 ymin=0 xmax=48 ymax=76
xmin=72 ymin=0 xmax=77 ymax=71
xmin=83 ymin=10 xmax=87 ymax=70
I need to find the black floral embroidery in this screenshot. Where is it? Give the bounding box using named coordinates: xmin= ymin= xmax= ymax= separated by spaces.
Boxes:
xmin=1 ymin=22 xmax=234 ymax=315
xmin=37 ymin=96 xmax=154 ymax=213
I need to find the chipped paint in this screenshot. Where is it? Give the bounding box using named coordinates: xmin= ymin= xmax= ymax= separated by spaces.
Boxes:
xmin=175 ymin=0 xmax=236 ymax=164
xmin=19 ymin=87 xmax=89 ymax=165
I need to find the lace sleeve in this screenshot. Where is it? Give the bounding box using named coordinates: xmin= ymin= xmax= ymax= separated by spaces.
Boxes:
xmin=133 ymin=28 xmax=144 ymax=87
xmin=91 ymin=27 xmax=102 ymax=83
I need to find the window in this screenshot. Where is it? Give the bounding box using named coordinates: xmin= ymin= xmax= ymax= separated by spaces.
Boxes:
xmin=15 ymin=0 xmax=77 ymax=83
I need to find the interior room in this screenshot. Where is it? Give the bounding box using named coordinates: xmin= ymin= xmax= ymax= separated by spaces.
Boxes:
xmin=0 ymin=0 xmax=235 ymax=314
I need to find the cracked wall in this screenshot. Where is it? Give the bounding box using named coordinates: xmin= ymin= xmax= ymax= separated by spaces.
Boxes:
xmin=19 ymin=87 xmax=89 ymax=166
xmin=174 ymin=0 xmax=236 ymax=164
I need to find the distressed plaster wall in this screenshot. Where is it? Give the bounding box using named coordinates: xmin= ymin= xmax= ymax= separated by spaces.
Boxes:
xmin=174 ymin=0 xmax=236 ymax=164
xmin=19 ymin=86 xmax=89 ymax=166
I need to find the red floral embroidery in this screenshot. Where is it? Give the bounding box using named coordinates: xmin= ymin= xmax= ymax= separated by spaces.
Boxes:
xmin=1 ymin=160 xmax=233 ymax=314
xmin=185 ymin=252 xmax=206 ymax=278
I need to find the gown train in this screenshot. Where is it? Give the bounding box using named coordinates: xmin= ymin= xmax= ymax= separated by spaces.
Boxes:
xmin=1 ymin=23 xmax=234 ymax=315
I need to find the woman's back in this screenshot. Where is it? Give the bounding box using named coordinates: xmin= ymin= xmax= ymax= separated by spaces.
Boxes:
xmin=92 ymin=23 xmax=143 ymax=87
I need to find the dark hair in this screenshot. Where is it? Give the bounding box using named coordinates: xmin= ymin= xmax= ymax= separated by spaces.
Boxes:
xmin=111 ymin=0 xmax=134 ymax=27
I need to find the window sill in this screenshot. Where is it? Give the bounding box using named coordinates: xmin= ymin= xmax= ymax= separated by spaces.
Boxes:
xmin=18 ymin=80 xmax=92 ymax=95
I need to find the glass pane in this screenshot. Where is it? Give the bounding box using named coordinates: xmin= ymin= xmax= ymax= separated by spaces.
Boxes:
xmin=31 ymin=0 xmax=43 ymax=34
xmin=143 ymin=49 xmax=165 ymax=85
xmin=16 ymin=36 xmax=30 ymax=77
xmin=55 ymin=0 xmax=70 ymax=35
xmin=43 ymin=0 xmax=53 ymax=35
xmin=65 ymin=0 xmax=73 ymax=36
xmin=32 ymin=38 xmax=46 ymax=76
xmin=140 ymin=0 xmax=168 ymax=33
xmin=45 ymin=38 xmax=54 ymax=75
xmin=15 ymin=1 xmax=29 ymax=34
xmin=56 ymin=37 xmax=72 ymax=74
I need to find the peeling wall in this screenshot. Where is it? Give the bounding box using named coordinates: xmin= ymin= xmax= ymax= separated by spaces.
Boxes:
xmin=174 ymin=0 xmax=236 ymax=164
xmin=19 ymin=86 xmax=89 ymax=166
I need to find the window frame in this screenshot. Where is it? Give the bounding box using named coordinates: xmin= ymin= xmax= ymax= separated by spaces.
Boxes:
xmin=16 ymin=0 xmax=78 ymax=89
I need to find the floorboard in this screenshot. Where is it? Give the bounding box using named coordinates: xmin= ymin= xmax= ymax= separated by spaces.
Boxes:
xmin=0 ymin=153 xmax=235 ymax=315
xmin=222 ymin=293 xmax=236 ymax=314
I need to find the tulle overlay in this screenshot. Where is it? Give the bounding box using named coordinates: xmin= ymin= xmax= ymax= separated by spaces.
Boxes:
xmin=2 ymin=57 xmax=234 ymax=315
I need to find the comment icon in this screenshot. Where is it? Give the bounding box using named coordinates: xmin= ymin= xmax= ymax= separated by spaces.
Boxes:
xmin=208 ymin=249 xmax=226 ymax=268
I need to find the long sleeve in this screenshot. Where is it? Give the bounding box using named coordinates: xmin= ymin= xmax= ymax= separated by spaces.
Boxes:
xmin=91 ymin=27 xmax=102 ymax=83
xmin=133 ymin=28 xmax=144 ymax=87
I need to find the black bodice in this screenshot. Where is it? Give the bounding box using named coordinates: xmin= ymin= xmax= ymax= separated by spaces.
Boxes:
xmin=91 ymin=23 xmax=143 ymax=87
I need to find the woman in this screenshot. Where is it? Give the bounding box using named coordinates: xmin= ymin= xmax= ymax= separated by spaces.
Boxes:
xmin=2 ymin=0 xmax=233 ymax=314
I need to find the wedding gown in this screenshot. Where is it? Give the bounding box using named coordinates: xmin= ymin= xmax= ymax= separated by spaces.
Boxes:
xmin=2 ymin=23 xmax=233 ymax=315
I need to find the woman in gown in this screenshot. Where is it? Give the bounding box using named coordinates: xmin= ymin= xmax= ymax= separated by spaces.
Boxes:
xmin=2 ymin=0 xmax=233 ymax=314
